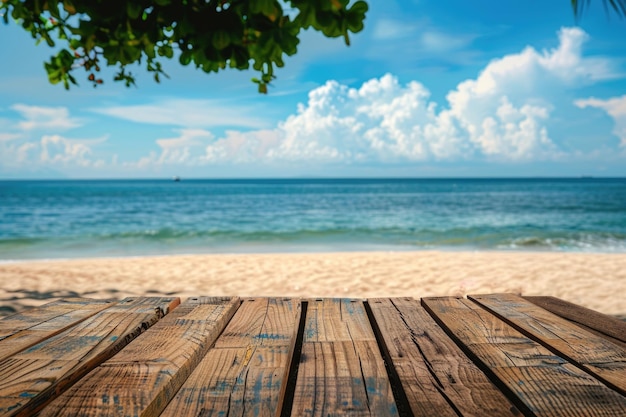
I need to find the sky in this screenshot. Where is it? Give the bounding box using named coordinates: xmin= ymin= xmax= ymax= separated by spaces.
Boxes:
xmin=1 ymin=0 xmax=626 ymax=179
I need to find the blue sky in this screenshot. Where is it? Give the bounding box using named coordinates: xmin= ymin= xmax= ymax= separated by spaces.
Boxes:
xmin=1 ymin=0 xmax=626 ymax=178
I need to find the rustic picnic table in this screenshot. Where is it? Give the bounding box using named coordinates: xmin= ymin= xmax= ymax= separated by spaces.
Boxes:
xmin=0 ymin=293 xmax=624 ymax=416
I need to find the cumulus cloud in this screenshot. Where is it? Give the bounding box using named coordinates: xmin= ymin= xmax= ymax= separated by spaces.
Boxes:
xmin=575 ymin=95 xmax=626 ymax=146
xmin=11 ymin=104 xmax=81 ymax=131
xmin=124 ymin=27 xmax=620 ymax=171
xmin=156 ymin=129 xmax=214 ymax=165
xmin=205 ymin=129 xmax=282 ymax=164
xmin=40 ymin=135 xmax=106 ymax=167
xmin=1 ymin=134 xmax=106 ymax=169
xmin=1 ymin=105 xmax=107 ymax=170
xmin=181 ymin=27 xmax=616 ymax=167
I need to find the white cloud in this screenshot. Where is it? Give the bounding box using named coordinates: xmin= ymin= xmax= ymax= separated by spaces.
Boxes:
xmin=156 ymin=129 xmax=214 ymax=165
xmin=0 ymin=134 xmax=106 ymax=169
xmin=205 ymin=129 xmax=282 ymax=164
xmin=16 ymin=142 xmax=37 ymax=163
xmin=263 ymin=72 xmax=556 ymax=163
xmin=92 ymin=99 xmax=270 ymax=129
xmin=575 ymin=95 xmax=626 ymax=146
xmin=0 ymin=105 xmax=110 ymax=171
xmin=11 ymin=104 xmax=81 ymax=131
xmin=447 ymin=28 xmax=615 ymax=115
xmin=539 ymin=28 xmax=617 ymax=82
xmin=125 ymin=27 xmax=618 ymax=169
xmin=40 ymin=135 xmax=106 ymax=167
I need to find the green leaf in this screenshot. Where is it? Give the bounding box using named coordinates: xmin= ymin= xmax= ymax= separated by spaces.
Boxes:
xmin=211 ymin=30 xmax=230 ymax=50
xmin=231 ymin=46 xmax=250 ymax=68
xmin=158 ymin=44 xmax=174 ymax=58
xmin=350 ymin=1 xmax=369 ymax=15
xmin=2 ymin=0 xmax=372 ymax=93
xmin=179 ymin=50 xmax=192 ymax=65
xmin=251 ymin=0 xmax=276 ymax=16
xmin=127 ymin=3 xmax=143 ymax=20
xmin=48 ymin=4 xmax=61 ymax=20
xmin=43 ymin=32 xmax=55 ymax=47
xmin=314 ymin=10 xmax=333 ymax=28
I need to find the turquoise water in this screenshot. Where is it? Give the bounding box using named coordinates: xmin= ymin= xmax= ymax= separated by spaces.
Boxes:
xmin=1 ymin=178 xmax=626 ymax=260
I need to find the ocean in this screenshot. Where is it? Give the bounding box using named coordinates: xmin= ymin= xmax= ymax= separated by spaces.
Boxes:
xmin=1 ymin=178 xmax=625 ymax=260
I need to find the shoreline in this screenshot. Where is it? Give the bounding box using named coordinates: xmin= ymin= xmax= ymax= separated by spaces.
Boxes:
xmin=3 ymin=245 xmax=626 ymax=264
xmin=2 ymin=250 xmax=625 ymax=317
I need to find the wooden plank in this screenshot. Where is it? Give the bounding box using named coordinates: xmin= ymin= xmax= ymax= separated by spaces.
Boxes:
xmin=470 ymin=294 xmax=626 ymax=396
xmin=0 ymin=298 xmax=116 ymax=352
xmin=38 ymin=296 xmax=240 ymax=417
xmin=423 ymin=296 xmax=626 ymax=417
xmin=291 ymin=299 xmax=398 ymax=417
xmin=161 ymin=298 xmax=301 ymax=417
xmin=367 ymin=298 xmax=520 ymax=417
xmin=0 ymin=298 xmax=115 ymax=338
xmin=524 ymin=296 xmax=626 ymax=345
xmin=0 ymin=297 xmax=179 ymax=417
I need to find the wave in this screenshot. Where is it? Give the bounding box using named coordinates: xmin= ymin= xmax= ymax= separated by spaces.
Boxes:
xmin=500 ymin=233 xmax=626 ymax=251
xmin=2 ymin=227 xmax=626 ymax=256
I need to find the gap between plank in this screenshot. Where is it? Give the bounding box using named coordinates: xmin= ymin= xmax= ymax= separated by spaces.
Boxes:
xmin=280 ymin=300 xmax=308 ymax=417
xmin=420 ymin=297 xmax=535 ymax=417
xmin=363 ymin=300 xmax=413 ymax=417
xmin=467 ymin=295 xmax=626 ymax=397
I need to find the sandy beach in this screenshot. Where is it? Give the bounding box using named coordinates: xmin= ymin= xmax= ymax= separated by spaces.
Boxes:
xmin=1 ymin=250 xmax=625 ymax=317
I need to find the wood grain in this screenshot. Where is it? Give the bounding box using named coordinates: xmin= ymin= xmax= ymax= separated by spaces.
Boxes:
xmin=0 ymin=297 xmax=179 ymax=417
xmin=423 ymin=296 xmax=626 ymax=417
xmin=291 ymin=299 xmax=398 ymax=417
xmin=367 ymin=297 xmax=520 ymax=417
xmin=524 ymin=296 xmax=626 ymax=345
xmin=470 ymin=293 xmax=626 ymax=396
xmin=38 ymin=296 xmax=239 ymax=417
xmin=0 ymin=298 xmax=116 ymax=361
xmin=161 ymin=297 xmax=301 ymax=417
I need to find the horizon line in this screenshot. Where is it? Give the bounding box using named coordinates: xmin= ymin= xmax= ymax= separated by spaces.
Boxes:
xmin=1 ymin=176 xmax=623 ymax=181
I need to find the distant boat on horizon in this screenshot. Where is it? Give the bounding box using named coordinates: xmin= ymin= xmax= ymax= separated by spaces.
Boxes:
xmin=173 ymin=176 xmax=181 ymax=182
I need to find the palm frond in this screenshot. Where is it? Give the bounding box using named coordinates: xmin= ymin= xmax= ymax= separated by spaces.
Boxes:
xmin=572 ymin=0 xmax=626 ymax=17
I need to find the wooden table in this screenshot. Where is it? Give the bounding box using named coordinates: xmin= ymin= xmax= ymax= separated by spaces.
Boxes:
xmin=0 ymin=294 xmax=624 ymax=416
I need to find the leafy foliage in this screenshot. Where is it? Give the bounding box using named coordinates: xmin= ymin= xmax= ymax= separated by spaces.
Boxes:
xmin=0 ymin=0 xmax=368 ymax=92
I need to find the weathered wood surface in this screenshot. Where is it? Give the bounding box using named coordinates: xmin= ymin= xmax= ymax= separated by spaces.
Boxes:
xmin=367 ymin=297 xmax=519 ymax=417
xmin=161 ymin=298 xmax=301 ymax=417
xmin=0 ymin=298 xmax=116 ymax=361
xmin=39 ymin=297 xmax=239 ymax=417
xmin=291 ymin=299 xmax=398 ymax=417
xmin=422 ymin=296 xmax=626 ymax=417
xmin=0 ymin=297 xmax=179 ymax=417
xmin=0 ymin=298 xmax=115 ymax=341
xmin=0 ymin=294 xmax=624 ymax=417
xmin=524 ymin=296 xmax=626 ymax=347
xmin=470 ymin=293 xmax=626 ymax=396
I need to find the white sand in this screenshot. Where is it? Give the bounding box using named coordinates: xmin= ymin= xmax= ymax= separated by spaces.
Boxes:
xmin=1 ymin=251 xmax=625 ymax=316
